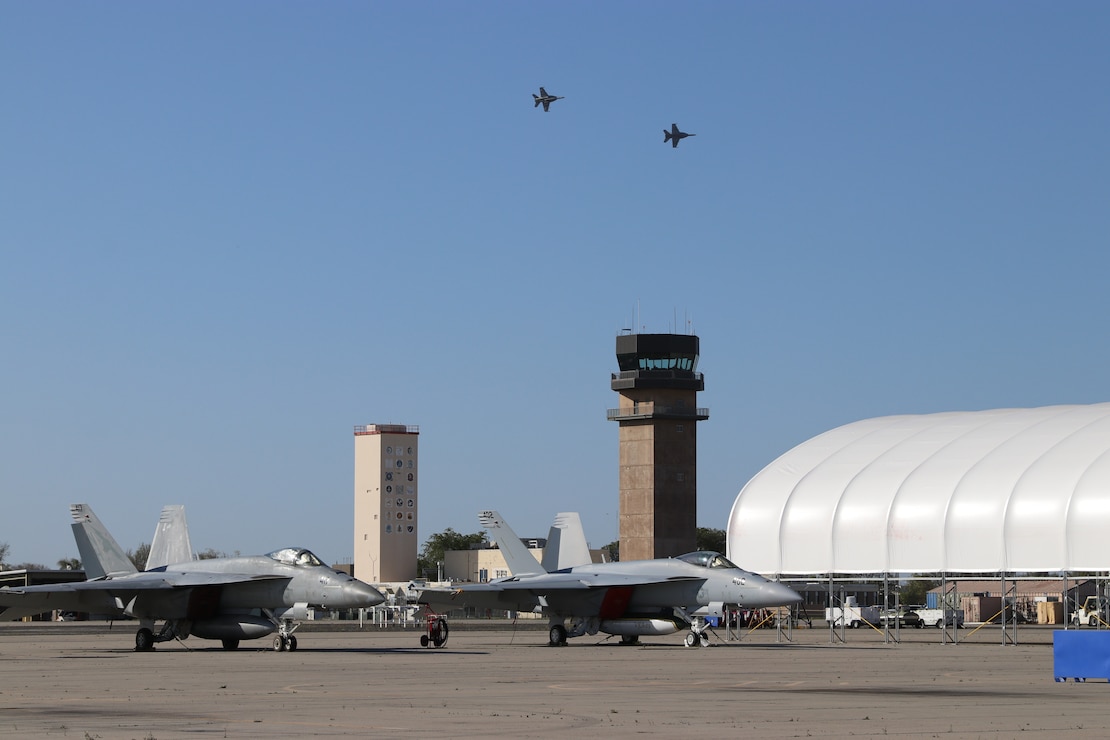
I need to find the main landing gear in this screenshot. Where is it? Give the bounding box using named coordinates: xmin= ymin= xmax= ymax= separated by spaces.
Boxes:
xmin=135 ymin=627 xmax=156 ymax=651
xmin=548 ymin=623 xmax=568 ymax=647
xmin=134 ymin=622 xmax=178 ymax=651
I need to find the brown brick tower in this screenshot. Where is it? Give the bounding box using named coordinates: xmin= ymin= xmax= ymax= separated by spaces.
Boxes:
xmin=608 ymin=333 xmax=708 ymax=561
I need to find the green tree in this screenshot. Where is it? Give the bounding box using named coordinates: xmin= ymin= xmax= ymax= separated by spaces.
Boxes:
xmin=0 ymin=541 xmax=9 ymax=570
xmin=57 ymin=557 xmax=82 ymax=571
xmin=197 ymin=548 xmax=232 ymax=560
xmin=899 ymin=577 xmax=939 ymax=607
xmin=696 ymin=527 xmax=726 ymax=553
xmin=417 ymin=528 xmax=487 ymax=580
xmin=127 ymin=543 xmax=150 ymax=571
xmin=12 ymin=562 xmax=47 ymax=570
xmin=601 ymin=540 xmax=619 ymax=562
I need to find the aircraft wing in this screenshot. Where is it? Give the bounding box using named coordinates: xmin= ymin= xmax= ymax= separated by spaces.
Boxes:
xmin=0 ymin=571 xmax=291 ymax=620
xmin=4 ymin=571 xmax=288 ymax=593
xmin=417 ymin=572 xmax=703 ymax=613
xmin=516 ymin=572 xmax=701 ymax=589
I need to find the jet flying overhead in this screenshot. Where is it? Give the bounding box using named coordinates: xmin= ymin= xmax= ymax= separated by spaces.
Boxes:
xmin=0 ymin=504 xmax=385 ymax=652
xmin=532 ymin=86 xmax=564 ymax=112
xmin=419 ymin=510 xmax=800 ymax=648
xmin=664 ymin=123 xmax=695 ymax=148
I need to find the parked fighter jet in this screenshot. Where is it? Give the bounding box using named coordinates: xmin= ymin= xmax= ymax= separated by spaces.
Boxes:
xmin=533 ymin=86 xmax=564 ymax=112
xmin=0 ymin=504 xmax=385 ymax=652
xmin=663 ymin=123 xmax=695 ymax=148
xmin=419 ymin=510 xmax=800 ymax=648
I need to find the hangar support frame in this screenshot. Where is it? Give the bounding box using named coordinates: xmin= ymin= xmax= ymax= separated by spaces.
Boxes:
xmin=779 ymin=572 xmax=1108 ymax=646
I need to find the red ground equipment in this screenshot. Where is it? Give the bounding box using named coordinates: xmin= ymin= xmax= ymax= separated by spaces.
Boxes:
xmin=420 ymin=612 xmax=449 ymax=648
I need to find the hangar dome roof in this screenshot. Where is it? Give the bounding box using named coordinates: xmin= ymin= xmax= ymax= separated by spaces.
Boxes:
xmin=727 ymin=403 xmax=1110 ymax=575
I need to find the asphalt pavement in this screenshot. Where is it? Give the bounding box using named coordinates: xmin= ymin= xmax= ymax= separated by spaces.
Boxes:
xmin=0 ymin=621 xmax=1102 ymax=738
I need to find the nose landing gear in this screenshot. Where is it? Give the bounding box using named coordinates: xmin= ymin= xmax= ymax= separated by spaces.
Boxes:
xmin=682 ymin=615 xmax=712 ymax=648
xmin=272 ymin=634 xmax=298 ymax=651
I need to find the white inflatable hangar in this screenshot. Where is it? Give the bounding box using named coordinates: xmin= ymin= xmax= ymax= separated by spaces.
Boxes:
xmin=728 ymin=402 xmax=1110 ymax=577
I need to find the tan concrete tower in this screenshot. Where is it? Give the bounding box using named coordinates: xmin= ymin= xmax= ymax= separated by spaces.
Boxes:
xmin=354 ymin=424 xmax=419 ymax=583
xmin=608 ymin=334 xmax=708 ymax=561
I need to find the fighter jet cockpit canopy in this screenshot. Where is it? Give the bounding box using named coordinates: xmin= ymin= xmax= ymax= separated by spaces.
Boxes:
xmin=677 ymin=551 xmax=739 ymax=570
xmin=267 ymin=548 xmax=324 ymax=567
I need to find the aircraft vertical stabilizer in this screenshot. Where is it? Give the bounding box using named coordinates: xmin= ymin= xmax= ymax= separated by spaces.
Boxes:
xmin=478 ymin=510 xmax=545 ymax=576
xmin=541 ymin=512 xmax=592 ymax=571
xmin=70 ymin=504 xmax=138 ymax=579
xmin=147 ymin=505 xmax=194 ymax=570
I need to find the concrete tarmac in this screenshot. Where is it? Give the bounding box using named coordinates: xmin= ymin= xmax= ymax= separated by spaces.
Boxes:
xmin=0 ymin=621 xmax=1104 ymax=738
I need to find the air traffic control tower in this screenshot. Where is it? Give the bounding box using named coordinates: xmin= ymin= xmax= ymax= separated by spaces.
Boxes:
xmin=608 ymin=333 xmax=708 ymax=561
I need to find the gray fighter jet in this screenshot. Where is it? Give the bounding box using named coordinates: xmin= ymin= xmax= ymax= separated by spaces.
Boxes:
xmin=532 ymin=86 xmax=564 ymax=112
xmin=0 ymin=504 xmax=385 ymax=652
xmin=418 ymin=510 xmax=800 ymax=648
xmin=664 ymin=123 xmax=695 ymax=148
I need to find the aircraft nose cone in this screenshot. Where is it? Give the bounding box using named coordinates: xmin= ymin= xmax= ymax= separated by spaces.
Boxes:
xmin=771 ymin=581 xmax=802 ymax=605
xmin=349 ymin=578 xmax=386 ymax=607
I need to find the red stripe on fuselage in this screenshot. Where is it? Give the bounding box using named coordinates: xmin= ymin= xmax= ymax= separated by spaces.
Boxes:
xmin=599 ymin=586 xmax=634 ymax=620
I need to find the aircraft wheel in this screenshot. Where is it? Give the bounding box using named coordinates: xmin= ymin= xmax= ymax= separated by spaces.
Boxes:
xmin=287 ymin=635 xmax=298 ymax=651
xmin=548 ymin=624 xmax=567 ymax=646
xmin=135 ymin=628 xmax=155 ymax=652
xmin=221 ymin=638 xmax=240 ymax=650
xmin=273 ymin=636 xmax=287 ymax=652
xmin=684 ymin=631 xmax=699 ymax=648
xmin=619 ymin=635 xmax=640 ymax=646
xmin=432 ymin=618 xmax=449 ymax=647
xmin=420 ymin=634 xmax=430 ymax=647
xmin=699 ymin=633 xmax=710 ymax=648
xmin=1091 ymin=616 xmax=1099 ymax=627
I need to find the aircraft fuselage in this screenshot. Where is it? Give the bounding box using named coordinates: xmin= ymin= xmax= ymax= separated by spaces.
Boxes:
xmin=129 ymin=555 xmax=382 ymax=620
xmin=540 ymin=558 xmax=797 ymax=619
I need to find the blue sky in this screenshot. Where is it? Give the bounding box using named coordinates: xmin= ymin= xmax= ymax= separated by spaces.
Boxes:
xmin=3 ymin=2 xmax=1108 ymax=569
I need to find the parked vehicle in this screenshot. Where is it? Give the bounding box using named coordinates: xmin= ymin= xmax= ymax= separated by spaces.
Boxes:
xmin=910 ymin=606 xmax=965 ymax=628
xmin=879 ymin=608 xmax=923 ymax=628
xmin=1071 ymin=596 xmax=1107 ymax=627
xmin=825 ymin=596 xmax=880 ymax=629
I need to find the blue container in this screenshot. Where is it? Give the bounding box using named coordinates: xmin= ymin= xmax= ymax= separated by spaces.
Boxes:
xmin=1053 ymin=630 xmax=1110 ymax=682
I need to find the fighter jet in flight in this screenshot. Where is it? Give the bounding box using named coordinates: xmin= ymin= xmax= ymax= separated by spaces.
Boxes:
xmin=664 ymin=123 xmax=695 ymax=148
xmin=533 ymin=86 xmax=564 ymax=112
xmin=0 ymin=504 xmax=385 ymax=652
xmin=419 ymin=510 xmax=800 ymax=648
